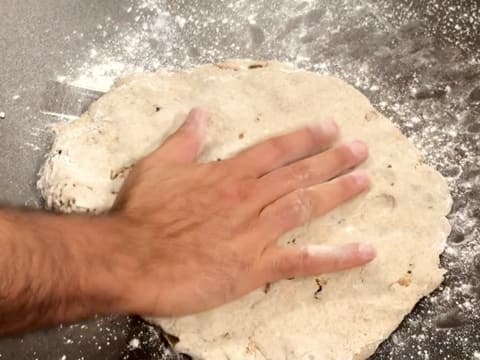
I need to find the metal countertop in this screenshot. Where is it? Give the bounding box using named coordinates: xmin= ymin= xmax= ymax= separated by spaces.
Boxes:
xmin=0 ymin=1 xmax=479 ymax=359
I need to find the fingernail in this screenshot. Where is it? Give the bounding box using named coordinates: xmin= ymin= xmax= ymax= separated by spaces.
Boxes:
xmin=191 ymin=107 xmax=209 ymax=120
xmin=348 ymin=140 xmax=368 ymax=159
xmin=351 ymin=170 xmax=370 ymax=188
xmin=312 ymin=119 xmax=338 ymax=137
xmin=187 ymin=108 xmax=208 ymax=139
xmin=358 ymin=243 xmax=376 ymax=261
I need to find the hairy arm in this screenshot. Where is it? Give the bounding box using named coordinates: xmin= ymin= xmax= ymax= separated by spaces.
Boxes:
xmin=0 ymin=210 xmax=125 ymax=335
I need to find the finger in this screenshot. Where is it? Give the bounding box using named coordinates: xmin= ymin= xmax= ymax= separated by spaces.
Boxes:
xmin=231 ymin=120 xmax=338 ymax=177
xmin=258 ymin=170 xmax=370 ymax=240
xmin=153 ymin=107 xmax=208 ymax=163
xmin=256 ymin=141 xmax=368 ymax=206
xmin=259 ymin=243 xmax=376 ymax=283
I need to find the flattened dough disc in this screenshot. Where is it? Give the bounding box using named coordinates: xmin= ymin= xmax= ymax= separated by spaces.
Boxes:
xmin=38 ymin=60 xmax=452 ymax=360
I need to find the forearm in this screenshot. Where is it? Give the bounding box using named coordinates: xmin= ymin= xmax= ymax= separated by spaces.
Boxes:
xmin=0 ymin=209 xmax=127 ymax=335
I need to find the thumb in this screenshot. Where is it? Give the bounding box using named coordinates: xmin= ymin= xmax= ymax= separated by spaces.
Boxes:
xmin=154 ymin=107 xmax=209 ymax=163
xmin=260 ymin=243 xmax=376 ymax=283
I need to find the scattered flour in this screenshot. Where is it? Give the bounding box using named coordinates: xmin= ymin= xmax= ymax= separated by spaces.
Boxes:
xmin=49 ymin=0 xmax=480 ymax=359
xmin=128 ymin=339 xmax=140 ymax=350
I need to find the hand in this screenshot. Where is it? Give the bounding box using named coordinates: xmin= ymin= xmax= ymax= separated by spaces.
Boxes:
xmin=111 ymin=108 xmax=375 ymax=317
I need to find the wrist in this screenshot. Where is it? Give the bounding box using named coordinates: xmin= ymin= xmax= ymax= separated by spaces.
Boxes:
xmin=10 ymin=211 xmax=132 ymax=321
xmin=68 ymin=214 xmax=134 ymax=316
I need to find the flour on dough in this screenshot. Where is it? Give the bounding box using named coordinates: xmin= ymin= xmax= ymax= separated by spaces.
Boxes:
xmin=38 ymin=60 xmax=452 ymax=360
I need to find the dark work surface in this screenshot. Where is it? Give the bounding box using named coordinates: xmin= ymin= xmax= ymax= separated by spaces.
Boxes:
xmin=0 ymin=0 xmax=479 ymax=359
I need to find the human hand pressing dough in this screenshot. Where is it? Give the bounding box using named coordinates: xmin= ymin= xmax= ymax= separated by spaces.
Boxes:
xmin=112 ymin=107 xmax=376 ymax=317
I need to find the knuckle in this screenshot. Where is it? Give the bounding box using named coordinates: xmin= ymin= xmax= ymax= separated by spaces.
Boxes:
xmin=220 ymin=180 xmax=255 ymax=204
xmin=227 ymin=245 xmax=252 ymax=272
xmin=290 ymin=188 xmax=314 ymax=222
xmin=289 ymin=162 xmax=314 ymax=185
xmin=228 ymin=254 xmax=247 ymax=276
xmin=236 ymin=180 xmax=255 ymax=202
xmin=274 ymin=257 xmax=295 ymax=278
xmin=296 ymin=247 xmax=311 ymax=269
xmin=266 ymin=137 xmax=288 ymax=160
xmin=274 ymin=248 xmax=310 ymax=278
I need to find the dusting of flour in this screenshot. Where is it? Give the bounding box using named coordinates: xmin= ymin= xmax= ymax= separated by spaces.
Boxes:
xmin=51 ymin=0 xmax=480 ymax=359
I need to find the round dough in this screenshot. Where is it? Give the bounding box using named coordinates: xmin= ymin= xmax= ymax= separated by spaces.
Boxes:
xmin=38 ymin=60 xmax=452 ymax=360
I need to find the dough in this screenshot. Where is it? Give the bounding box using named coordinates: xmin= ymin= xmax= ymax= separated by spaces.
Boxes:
xmin=38 ymin=60 xmax=452 ymax=360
